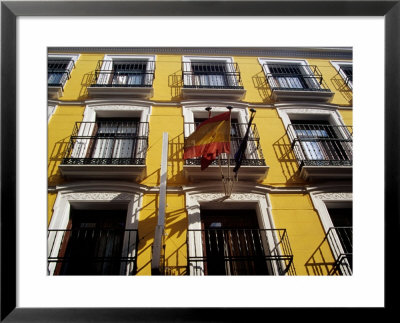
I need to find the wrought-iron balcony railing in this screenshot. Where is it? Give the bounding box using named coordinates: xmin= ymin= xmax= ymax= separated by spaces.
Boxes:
xmin=264 ymin=64 xmax=331 ymax=93
xmin=187 ymin=228 xmax=294 ymax=275
xmin=48 ymin=59 xmax=75 ymax=89
xmin=326 ymin=226 xmax=353 ymax=275
xmin=90 ymin=60 xmax=155 ymax=88
xmin=48 ymin=228 xmax=139 ymax=275
xmin=286 ymin=123 xmax=353 ymax=168
xmin=184 ymin=122 xmax=266 ymax=167
xmin=61 ymin=121 xmax=149 ymax=166
xmin=182 ymin=62 xmax=244 ymax=89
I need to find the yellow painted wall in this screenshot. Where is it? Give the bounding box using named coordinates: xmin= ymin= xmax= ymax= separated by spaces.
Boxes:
xmin=48 ymin=105 xmax=85 ymax=186
xmin=270 ymin=193 xmax=336 ymax=275
xmin=59 ymin=53 xmax=104 ymax=101
xmin=48 ymin=193 xmax=57 ymax=225
xmin=136 ymin=193 xmax=187 ymax=275
xmin=140 ymin=106 xmax=186 ymax=187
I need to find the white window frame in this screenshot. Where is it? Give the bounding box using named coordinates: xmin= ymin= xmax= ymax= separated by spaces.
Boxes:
xmin=96 ymin=54 xmax=156 ymax=86
xmin=330 ymin=60 xmax=353 ymax=90
xmin=185 ymin=192 xmax=288 ymax=276
xmin=310 ymin=192 xmax=353 ymax=275
xmin=47 ymin=189 xmax=142 ymax=275
xmin=71 ymin=104 xmax=151 ymax=160
xmin=277 ymin=104 xmax=350 ymax=147
xmin=47 ymin=103 xmax=57 ymax=122
xmin=258 ymin=58 xmax=321 ymax=90
xmin=182 ymin=56 xmax=239 ymax=88
xmin=48 ymin=53 xmax=79 ymax=88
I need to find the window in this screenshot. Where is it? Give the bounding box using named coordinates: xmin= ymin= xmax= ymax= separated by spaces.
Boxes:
xmin=331 ymin=61 xmax=353 ymax=90
xmin=189 ymin=61 xmax=231 ymax=88
xmin=268 ymin=64 xmax=320 ymax=90
xmin=53 ymin=209 xmax=129 ymax=275
xmin=88 ymin=118 xmax=141 ymax=161
xmin=47 ymin=190 xmax=142 ymax=276
xmin=59 ymin=105 xmax=151 ymax=180
xmin=290 ymin=119 xmax=352 ymax=163
xmin=259 ymin=58 xmax=333 ymax=102
xmin=48 ymin=54 xmax=79 ymax=98
xmin=186 ymin=193 xmax=294 ymax=276
xmin=181 ymin=56 xmax=245 ymax=100
xmin=48 ymin=59 xmax=72 ymax=86
xmin=199 ymin=209 xmax=270 ymax=275
xmin=65 ymin=117 xmax=146 ymax=165
xmin=94 ymin=55 xmax=155 ymax=87
xmin=182 ymin=106 xmax=268 ymax=181
xmin=277 ymin=106 xmax=352 ymax=180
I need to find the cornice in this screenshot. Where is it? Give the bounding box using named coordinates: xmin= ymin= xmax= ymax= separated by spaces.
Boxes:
xmin=48 ymin=47 xmax=352 ymax=60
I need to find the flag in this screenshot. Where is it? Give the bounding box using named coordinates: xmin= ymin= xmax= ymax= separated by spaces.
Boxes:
xmin=233 ymin=113 xmax=255 ymax=173
xmin=184 ymin=111 xmax=231 ymax=170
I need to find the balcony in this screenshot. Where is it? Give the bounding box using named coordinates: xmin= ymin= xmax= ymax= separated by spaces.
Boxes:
xmin=59 ymin=121 xmax=149 ymax=180
xmin=287 ymin=123 xmax=353 ymax=181
xmin=181 ymin=62 xmax=246 ymax=100
xmin=264 ymin=64 xmax=334 ymax=102
xmin=187 ymin=228 xmax=294 ymax=275
xmin=48 ymin=59 xmax=75 ymax=99
xmin=183 ymin=122 xmax=269 ymax=182
xmin=326 ymin=227 xmax=353 ymax=275
xmin=48 ymin=228 xmax=138 ymax=275
xmin=87 ymin=60 xmax=155 ymax=99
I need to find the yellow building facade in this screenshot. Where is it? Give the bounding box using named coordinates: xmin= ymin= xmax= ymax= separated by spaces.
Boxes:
xmin=47 ymin=47 xmax=352 ymax=276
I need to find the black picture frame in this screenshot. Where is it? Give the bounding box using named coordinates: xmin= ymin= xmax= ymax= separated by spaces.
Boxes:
xmin=1 ymin=1 xmax=398 ymax=321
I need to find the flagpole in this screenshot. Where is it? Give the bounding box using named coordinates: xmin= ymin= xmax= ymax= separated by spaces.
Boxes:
xmin=226 ymin=106 xmax=233 ymax=197
xmin=233 ymin=108 xmax=256 ymax=179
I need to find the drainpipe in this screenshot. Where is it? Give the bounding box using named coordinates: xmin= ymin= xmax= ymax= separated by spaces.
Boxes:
xmin=151 ymin=132 xmax=168 ymax=275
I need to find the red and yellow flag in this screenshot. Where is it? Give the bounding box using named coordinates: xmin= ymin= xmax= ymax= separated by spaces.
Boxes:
xmin=184 ymin=111 xmax=231 ymax=170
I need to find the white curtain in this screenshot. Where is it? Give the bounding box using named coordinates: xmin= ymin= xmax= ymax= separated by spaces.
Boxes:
xmin=296 ymin=128 xmax=328 ymax=160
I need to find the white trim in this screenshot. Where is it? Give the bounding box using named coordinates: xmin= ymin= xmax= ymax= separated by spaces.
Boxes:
xmin=181 ymin=55 xmax=245 ymax=99
xmin=310 ymin=192 xmax=352 ymax=275
xmin=258 ymin=57 xmax=317 ymax=88
xmin=98 ymin=54 xmax=156 ymax=86
xmin=258 ymin=57 xmax=334 ymax=102
xmin=47 ymin=189 xmax=143 ymax=275
xmin=47 ymin=103 xmax=57 ymax=122
xmin=276 ymin=105 xmax=352 ymax=180
xmin=58 ymin=104 xmax=151 ymax=180
xmin=330 ymin=60 xmax=353 ymax=90
xmin=185 ymin=192 xmax=287 ymax=276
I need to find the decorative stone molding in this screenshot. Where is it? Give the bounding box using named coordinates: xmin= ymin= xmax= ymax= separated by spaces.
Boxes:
xmin=314 ymin=192 xmax=352 ymax=200
xmin=63 ymin=192 xmax=134 ymax=201
xmin=191 ymin=193 xmax=263 ymax=202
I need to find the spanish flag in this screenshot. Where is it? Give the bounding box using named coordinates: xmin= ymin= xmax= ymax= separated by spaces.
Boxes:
xmin=184 ymin=111 xmax=231 ymax=170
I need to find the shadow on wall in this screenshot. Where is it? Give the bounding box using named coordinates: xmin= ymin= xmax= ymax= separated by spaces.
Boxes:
xmin=162 ymin=204 xmax=189 ymax=276
xmin=304 ymin=234 xmax=338 ymax=276
xmin=168 ymin=70 xmax=183 ymax=101
xmin=48 ymin=136 xmax=70 ymax=186
xmin=78 ymin=72 xmax=95 ymax=100
xmin=330 ymin=74 xmax=353 ymax=104
xmin=135 ymin=193 xmax=159 ymax=275
xmin=136 ymin=196 xmax=189 ymax=276
xmin=252 ymin=71 xmax=273 ymax=102
xmin=167 ymin=133 xmax=186 ymax=184
xmin=272 ymin=134 xmax=303 ymax=184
